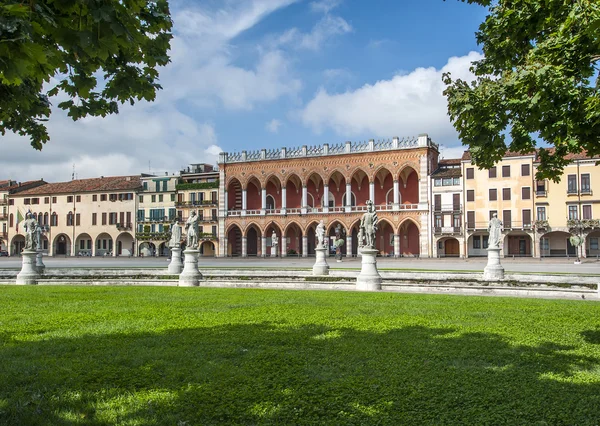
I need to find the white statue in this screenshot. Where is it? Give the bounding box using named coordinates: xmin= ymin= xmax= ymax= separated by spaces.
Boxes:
xmin=169 ymin=220 xmax=182 ymax=248
xmin=22 ymin=212 xmax=39 ymax=251
xmin=185 ymin=211 xmax=199 ymax=249
xmin=316 ymin=220 xmax=325 ymax=248
xmin=360 ymin=200 xmax=378 ymax=248
xmin=34 ymin=223 xmax=43 ymax=250
xmin=488 ymin=213 xmax=503 ymax=249
xmin=271 ymin=231 xmax=278 ymax=252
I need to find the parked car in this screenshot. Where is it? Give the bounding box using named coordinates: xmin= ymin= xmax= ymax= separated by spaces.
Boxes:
xmin=0 ymin=250 xmax=8 ymax=257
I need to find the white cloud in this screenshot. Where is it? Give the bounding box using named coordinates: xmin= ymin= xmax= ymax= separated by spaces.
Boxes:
xmin=298 ymin=51 xmax=483 ymax=144
xmin=310 ymin=0 xmax=342 ymax=14
xmin=266 ymin=119 xmax=283 ymax=133
xmin=272 ymin=15 xmax=352 ymax=51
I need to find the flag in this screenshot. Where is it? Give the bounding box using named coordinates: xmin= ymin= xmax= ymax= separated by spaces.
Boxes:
xmin=16 ymin=210 xmax=24 ymax=232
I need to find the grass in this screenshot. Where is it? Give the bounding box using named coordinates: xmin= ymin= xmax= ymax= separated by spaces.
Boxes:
xmin=1 ymin=287 xmax=600 ymax=425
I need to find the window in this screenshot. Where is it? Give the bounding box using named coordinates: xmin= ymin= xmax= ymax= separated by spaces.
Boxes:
xmin=489 ymin=188 xmax=497 ymax=201
xmin=521 ymin=164 xmax=530 ymax=176
xmin=581 ymin=174 xmax=591 ymax=193
xmin=31 ymin=198 xmax=39 ymax=205
xmin=102 ymin=212 xmax=107 ymax=225
xmin=537 ymin=207 xmax=546 ymax=221
xmin=93 ymin=195 xmax=97 ymax=202
xmin=52 ymin=196 xmax=57 ymax=203
xmin=540 ymin=238 xmax=549 ymax=250
xmin=502 ymin=188 xmax=511 ymax=200
xmin=583 ymin=205 xmax=592 ymax=220
xmin=591 ymin=238 xmax=599 ymax=250
xmin=9 ymin=213 xmax=13 ymax=227
xmin=467 ymin=190 xmax=475 ymax=202
xmin=126 ymin=212 xmax=131 ymax=226
xmin=109 ymin=212 xmax=117 ymax=225
xmin=502 ymin=165 xmax=510 ymax=177
xmin=567 ymin=175 xmax=577 ymax=193
xmin=138 ymin=209 xmax=145 ymax=221
xmin=143 ymin=182 xmax=148 ymax=190
xmin=522 ymin=209 xmax=531 ymax=226
xmin=212 ymin=225 xmax=217 ymax=236
xmin=171 ymin=194 xmax=175 ymax=202
xmin=489 ymin=167 xmax=497 ymax=178
xmin=151 ymin=195 xmax=156 ymax=203
xmin=92 ymin=213 xmax=97 ymax=225
xmin=169 ymin=208 xmax=176 ymax=220
xmin=24 ymin=198 xmax=30 ymax=205
xmin=76 ymin=195 xmax=81 ymax=202
xmin=109 ymin=194 xmax=117 ymax=202
xmin=162 ymin=181 xmax=167 ymax=191
xmin=120 ymin=212 xmax=125 ymax=226
xmin=453 ymin=194 xmax=460 ymax=211
xmin=435 ymin=215 xmax=443 ymax=228
xmin=66 ymin=212 xmax=74 ymax=226
xmin=67 ymin=196 xmax=73 ymax=203
xmin=489 ymin=210 xmax=498 ymax=220
xmin=467 ymin=211 xmax=475 ymax=228
xmin=159 ymin=194 xmax=163 ymax=202
xmin=155 ymin=181 xmax=160 ymax=192
xmin=51 ymin=213 xmax=58 ymax=226
xmin=75 ymin=213 xmax=80 ymax=226
xmin=568 ymin=205 xmax=578 ymax=220
xmin=211 ymin=191 xmax=217 ymax=202
xmin=522 ymin=187 xmax=531 ymax=200
xmin=101 ymin=194 xmax=107 ymax=201
xmin=473 ymin=236 xmax=481 ymax=249
xmin=139 ymin=196 xmax=144 ymax=203
xmin=453 ymin=177 xmax=460 ymax=185
xmin=442 ymin=178 xmax=452 ymax=186
xmin=466 ymin=168 xmax=474 ymax=179
xmin=482 ymin=235 xmax=489 ymax=249
xmin=434 ymin=194 xmax=441 ymax=211
xmin=503 ymin=210 xmax=511 ymax=228
xmin=434 ymin=178 xmax=442 ymax=187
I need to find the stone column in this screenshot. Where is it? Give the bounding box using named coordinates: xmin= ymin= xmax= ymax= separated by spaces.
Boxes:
xmin=261 ymin=236 xmax=267 ymax=257
xmin=261 ymin=188 xmax=267 ymax=214
xmin=223 ymin=237 xmax=228 ymax=257
xmin=16 ymin=249 xmax=39 ymax=285
xmin=281 ymin=236 xmax=287 ymax=257
xmin=369 ymin=181 xmax=375 ymax=205
xmin=241 ymin=236 xmax=247 ymax=258
xmin=36 ymin=248 xmax=45 ymax=274
xmin=393 ymin=180 xmax=400 ymax=211
xmin=223 ymin=190 xmax=228 ymax=215
xmin=313 ymin=246 xmax=329 ymax=275
xmin=393 ymin=234 xmax=401 ymax=258
xmin=242 ymin=189 xmax=247 ymax=216
xmin=345 ymin=183 xmax=352 ymax=212
xmin=323 ymin=184 xmax=329 ymax=213
xmin=346 ymin=234 xmax=353 ymax=258
xmin=483 ymin=247 xmax=504 ymax=281
xmin=168 ymin=247 xmax=183 ymax=274
xmin=281 ymin=187 xmax=287 ymax=213
xmin=301 ymin=186 xmax=307 ymax=214
xmin=302 ymin=235 xmax=308 ymax=257
xmin=356 ymin=247 xmax=382 ymax=291
xmin=179 ymin=248 xmax=201 ymax=286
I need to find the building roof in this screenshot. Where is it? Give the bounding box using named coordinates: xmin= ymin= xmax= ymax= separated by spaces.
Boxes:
xmin=15 ymin=176 xmax=142 ymax=196
xmin=438 ymin=158 xmax=461 ymax=166
xmin=431 ymin=167 xmax=462 ymax=179
xmin=461 ymin=148 xmax=599 ymax=162
xmin=1 ymin=180 xmax=47 ymax=194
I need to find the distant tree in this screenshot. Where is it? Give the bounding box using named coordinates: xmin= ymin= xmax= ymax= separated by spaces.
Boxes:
xmin=0 ymin=0 xmax=172 ymax=149
xmin=443 ymin=0 xmax=599 ymax=180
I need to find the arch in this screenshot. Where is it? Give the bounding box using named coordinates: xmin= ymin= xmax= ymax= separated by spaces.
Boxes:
xmin=200 ymin=241 xmax=216 ymax=257
xmin=265 ymin=222 xmax=283 ymax=257
xmin=266 ymin=194 xmax=276 ymax=210
xmin=245 ymin=223 xmax=262 ymax=256
xmin=306 ymin=172 xmax=324 ymax=210
xmin=398 ymin=165 xmax=419 ymax=205
xmin=326 ymin=220 xmax=347 ymax=256
xmin=53 ymin=233 xmax=72 ymax=256
xmin=374 ymin=167 xmax=394 ymax=206
xmin=43 ymin=212 xmax=49 ymax=226
xmin=304 ymin=220 xmax=321 ymax=256
xmin=246 ymin=177 xmax=262 ymax=210
xmin=284 ymin=222 xmax=303 ymax=256
xmin=75 ymin=233 xmax=93 ymax=256
xmin=373 ymin=218 xmax=394 ymax=256
xmin=227 ymin=177 xmax=242 ymax=211
xmin=341 ymin=191 xmax=356 ymax=207
xmin=284 ymin=173 xmax=303 ymax=209
xmin=350 ymin=168 xmax=370 ymax=206
xmin=10 ymin=234 xmax=25 ymax=256
xmin=51 ymin=212 xmax=58 ymax=226
xmin=227 ymin=224 xmax=243 ymax=257
xmin=139 ymin=242 xmax=156 ymax=257
xmin=325 ymin=170 xmax=347 ymax=208
xmin=586 ymin=230 xmax=600 ymax=258
xmin=436 ymin=237 xmax=460 ymax=258
xmin=385 ymin=188 xmax=395 ymax=205
xmin=539 ymin=231 xmax=573 ymax=258
xmin=265 ymin=175 xmax=282 ymax=211
xmin=264 ymin=174 xmax=282 ymax=191
xmin=116 ymin=232 xmax=134 ymax=256
xmin=398 ymin=218 xmax=420 ymax=257
xmin=348 ymin=220 xmax=362 ymax=257
xmin=467 ymin=233 xmax=490 ymax=257
xmin=94 ymin=232 xmax=113 ymax=256
xmin=504 ymin=232 xmax=532 ymax=257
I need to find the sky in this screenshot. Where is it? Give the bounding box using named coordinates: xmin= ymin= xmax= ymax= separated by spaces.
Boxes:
xmin=1 ymin=0 xmax=490 ymax=182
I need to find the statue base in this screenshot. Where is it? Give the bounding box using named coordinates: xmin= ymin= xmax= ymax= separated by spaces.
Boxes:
xmin=16 ymin=249 xmax=39 ymax=285
xmin=356 ymin=248 xmax=382 ymax=291
xmin=36 ymin=249 xmax=45 ymax=274
xmin=312 ymin=247 xmax=330 ymax=276
xmin=179 ymin=249 xmax=202 ymax=287
xmin=483 ymin=247 xmax=504 ymax=281
xmin=271 ymin=249 xmax=277 ymax=258
xmin=168 ymin=247 xmax=183 ymax=274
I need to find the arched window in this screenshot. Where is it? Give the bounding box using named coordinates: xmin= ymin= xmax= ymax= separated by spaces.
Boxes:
xmin=9 ymin=213 xmax=13 ymax=228
xmin=44 ymin=212 xmax=49 ymax=226
xmin=66 ymin=212 xmax=74 ymax=226
xmin=266 ymin=195 xmax=275 ymax=210
xmin=51 ymin=212 xmax=58 ymax=227
xmin=341 ymin=192 xmax=357 ymax=207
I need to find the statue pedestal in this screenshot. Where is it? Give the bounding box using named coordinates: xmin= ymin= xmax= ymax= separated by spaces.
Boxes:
xmin=16 ymin=249 xmax=39 ymax=285
xmin=312 ymin=247 xmax=330 ymax=276
xmin=356 ymin=248 xmax=382 ymax=291
xmin=271 ymin=247 xmax=277 ymax=258
xmin=483 ymin=247 xmax=504 ymax=281
xmin=168 ymin=247 xmax=183 ymax=274
xmin=179 ymin=249 xmax=201 ymax=287
xmin=35 ymin=249 xmax=45 ymax=274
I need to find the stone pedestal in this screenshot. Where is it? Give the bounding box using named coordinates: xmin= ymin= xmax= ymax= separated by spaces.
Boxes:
xmin=483 ymin=247 xmax=504 ymax=281
xmin=35 ymin=249 xmax=45 ymax=274
xmin=178 ymin=249 xmax=201 ymax=287
xmin=16 ymin=249 xmax=39 ymax=285
xmin=168 ymin=247 xmax=183 ymax=274
xmin=312 ymin=247 xmax=329 ymax=276
xmin=356 ymin=248 xmax=382 ymax=291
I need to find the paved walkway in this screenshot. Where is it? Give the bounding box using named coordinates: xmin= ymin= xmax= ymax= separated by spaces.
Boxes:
xmin=1 ymin=256 xmax=599 ymax=275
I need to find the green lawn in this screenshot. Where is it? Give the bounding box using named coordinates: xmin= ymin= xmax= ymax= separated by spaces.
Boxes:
xmin=1 ymin=287 xmax=599 ymax=425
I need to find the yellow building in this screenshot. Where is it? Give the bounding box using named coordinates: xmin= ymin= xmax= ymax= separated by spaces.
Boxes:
xmin=9 ymin=176 xmax=141 ymax=256
xmin=461 ymin=152 xmax=537 ymax=258
xmin=535 ymin=152 xmax=600 ymax=259
xmin=176 ymin=164 xmax=219 ymax=256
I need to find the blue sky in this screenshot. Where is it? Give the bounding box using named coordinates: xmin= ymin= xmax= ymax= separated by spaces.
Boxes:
xmin=2 ymin=0 xmax=490 ymax=181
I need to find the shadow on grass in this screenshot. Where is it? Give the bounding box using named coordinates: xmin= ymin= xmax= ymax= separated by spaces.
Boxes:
xmin=1 ymin=324 xmax=599 ymax=425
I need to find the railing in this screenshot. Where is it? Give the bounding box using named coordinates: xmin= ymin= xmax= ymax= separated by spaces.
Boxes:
xmin=535 ymin=190 xmax=547 ymax=197
xmin=434 ymin=226 xmax=462 ymax=235
xmin=433 ymin=204 xmax=462 ymax=212
xmin=139 ymin=217 xmax=175 ymax=223
xmin=466 ymin=222 xmax=533 ymax=231
xmin=580 ymin=188 xmax=593 ymax=195
xmin=116 ymin=222 xmax=133 ymax=231
xmin=175 ymin=200 xmax=218 ymax=207
xmin=225 ymin=203 xmax=422 ymax=216
xmin=567 ymin=188 xmax=578 ymax=194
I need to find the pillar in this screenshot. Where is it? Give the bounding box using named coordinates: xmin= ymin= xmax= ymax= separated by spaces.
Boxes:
xmin=241 ymin=236 xmax=247 ymax=258
xmin=281 ymin=187 xmax=287 ymax=213
xmin=302 ymin=235 xmax=308 ymax=257
xmin=394 ymin=234 xmax=400 ymax=258
xmin=224 ymin=190 xmax=228 ymax=214
xmin=369 ymin=181 xmax=375 ymax=204
xmin=242 ymin=189 xmax=247 ymax=216
xmin=261 ymin=236 xmax=267 ymax=257
xmin=323 ymin=184 xmax=329 ymax=212
xmin=281 ymin=236 xmax=287 ymax=257
xmin=393 ymin=180 xmax=399 ymax=211
xmin=345 ymin=183 xmax=352 ymax=212
xmin=301 ymin=186 xmax=307 ymax=214
xmin=261 ymin=188 xmax=267 ymax=214
xmin=346 ymin=234 xmax=353 ymax=258
xmin=223 ymin=237 xmax=228 ymax=257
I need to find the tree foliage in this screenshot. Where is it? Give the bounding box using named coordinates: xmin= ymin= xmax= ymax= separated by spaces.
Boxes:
xmin=0 ymin=0 xmax=172 ymax=149
xmin=443 ymin=0 xmax=600 ymax=180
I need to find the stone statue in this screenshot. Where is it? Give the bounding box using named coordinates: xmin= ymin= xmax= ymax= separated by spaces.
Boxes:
xmin=169 ymin=220 xmax=182 ymax=248
xmin=185 ymin=211 xmax=199 ymax=249
xmin=271 ymin=231 xmax=278 ymax=254
xmin=357 ymin=228 xmax=365 ymax=248
xmin=316 ymin=220 xmax=325 ymax=248
xmin=360 ymin=200 xmax=378 ymax=248
xmin=22 ymin=212 xmax=39 ymax=251
xmin=488 ymin=213 xmax=503 ymax=249
xmin=34 ymin=223 xmax=43 ymax=250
